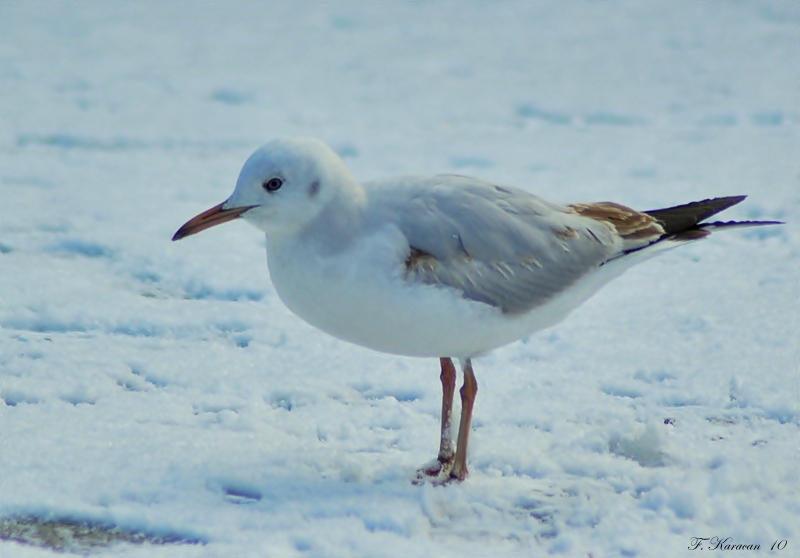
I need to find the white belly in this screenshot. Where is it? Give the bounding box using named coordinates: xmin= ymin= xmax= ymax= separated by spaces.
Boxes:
xmin=265 ymin=227 xmax=629 ymax=359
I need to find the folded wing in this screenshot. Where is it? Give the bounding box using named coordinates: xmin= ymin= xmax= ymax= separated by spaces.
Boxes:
xmin=390 ymin=177 xmax=777 ymax=315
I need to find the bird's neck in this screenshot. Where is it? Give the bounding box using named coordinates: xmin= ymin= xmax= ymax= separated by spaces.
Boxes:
xmin=279 ymin=178 xmax=368 ymax=255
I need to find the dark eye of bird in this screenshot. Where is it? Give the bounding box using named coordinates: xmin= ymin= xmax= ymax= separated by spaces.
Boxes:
xmin=262 ymin=177 xmax=283 ymax=192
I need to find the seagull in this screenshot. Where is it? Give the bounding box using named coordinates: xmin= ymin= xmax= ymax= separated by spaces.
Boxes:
xmin=173 ymin=137 xmax=780 ymax=483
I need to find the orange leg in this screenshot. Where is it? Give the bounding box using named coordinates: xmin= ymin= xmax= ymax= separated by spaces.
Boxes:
xmin=449 ymin=358 xmax=477 ymax=481
xmin=415 ymin=357 xmax=457 ymax=480
xmin=437 ymin=357 xmax=457 ymax=465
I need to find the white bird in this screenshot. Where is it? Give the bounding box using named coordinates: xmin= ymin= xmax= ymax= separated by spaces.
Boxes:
xmin=173 ymin=137 xmax=779 ymax=482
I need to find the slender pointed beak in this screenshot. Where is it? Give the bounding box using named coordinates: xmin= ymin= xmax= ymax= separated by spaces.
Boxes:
xmin=172 ymin=202 xmax=256 ymax=241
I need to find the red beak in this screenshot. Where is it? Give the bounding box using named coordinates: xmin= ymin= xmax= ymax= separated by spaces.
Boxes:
xmin=172 ymin=202 xmax=255 ymax=241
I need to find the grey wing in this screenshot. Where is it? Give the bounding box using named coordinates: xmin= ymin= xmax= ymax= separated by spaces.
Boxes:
xmin=388 ymin=176 xmax=622 ymax=314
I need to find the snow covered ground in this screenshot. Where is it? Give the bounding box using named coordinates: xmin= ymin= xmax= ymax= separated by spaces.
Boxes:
xmin=0 ymin=1 xmax=798 ymax=556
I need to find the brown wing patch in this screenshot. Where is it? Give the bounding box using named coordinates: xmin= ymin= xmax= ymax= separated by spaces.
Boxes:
xmin=671 ymin=228 xmax=711 ymax=241
xmin=406 ymin=247 xmax=439 ymax=275
xmin=569 ymin=202 xmax=665 ymax=240
xmin=554 ymin=225 xmax=579 ymax=240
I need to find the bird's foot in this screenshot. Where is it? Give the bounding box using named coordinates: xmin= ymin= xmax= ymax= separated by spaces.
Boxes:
xmin=412 ymin=455 xmax=455 ymax=485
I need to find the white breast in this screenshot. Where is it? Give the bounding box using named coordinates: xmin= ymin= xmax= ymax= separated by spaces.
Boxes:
xmin=264 ymin=224 xmax=634 ymax=359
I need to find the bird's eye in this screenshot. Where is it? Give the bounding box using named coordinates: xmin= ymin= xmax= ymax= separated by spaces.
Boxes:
xmin=262 ymin=177 xmax=283 ymax=192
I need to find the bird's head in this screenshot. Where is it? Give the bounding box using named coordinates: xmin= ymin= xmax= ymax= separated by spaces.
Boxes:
xmin=173 ymin=137 xmax=358 ymax=241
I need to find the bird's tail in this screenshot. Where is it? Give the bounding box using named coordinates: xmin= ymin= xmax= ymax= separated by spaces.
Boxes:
xmin=644 ymin=195 xmax=782 ymax=241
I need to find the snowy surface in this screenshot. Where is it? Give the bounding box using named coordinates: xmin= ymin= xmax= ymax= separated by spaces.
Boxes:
xmin=1 ymin=1 xmax=798 ymax=556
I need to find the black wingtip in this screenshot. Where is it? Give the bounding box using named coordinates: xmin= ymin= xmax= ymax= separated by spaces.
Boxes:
xmin=700 ymin=219 xmax=784 ymax=229
xmin=644 ymin=195 xmax=752 ymax=235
